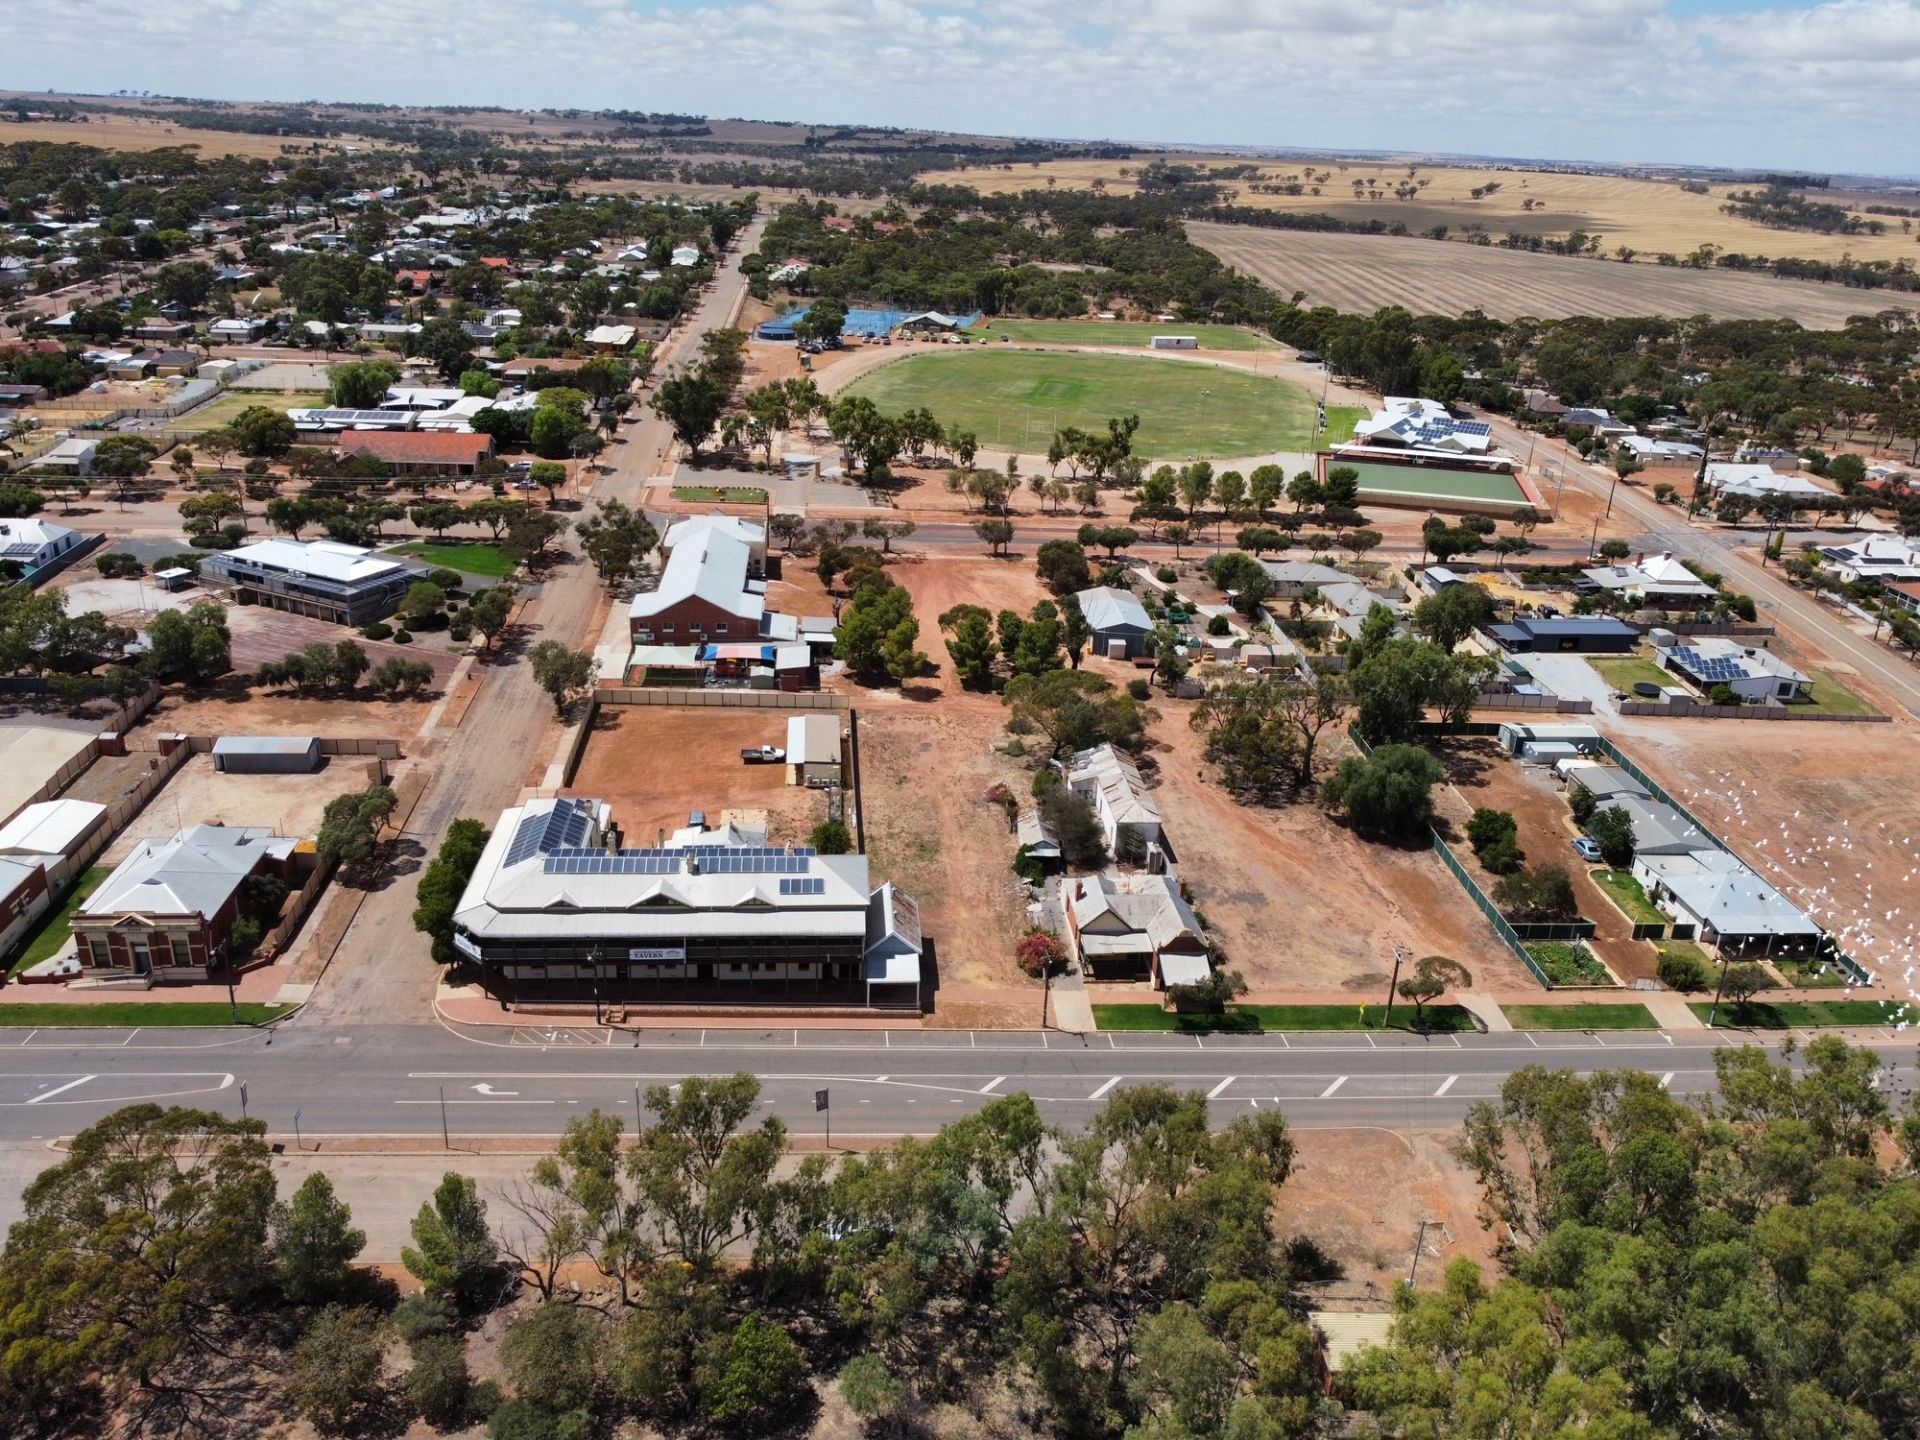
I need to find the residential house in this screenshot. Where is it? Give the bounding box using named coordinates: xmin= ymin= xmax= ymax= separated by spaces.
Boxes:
xmin=1633 ymin=849 xmax=1822 ymax=956
xmin=35 ymin=437 xmax=98 ymax=476
xmin=1063 ymin=744 xmax=1164 ymax=864
xmin=785 ymin=715 xmax=842 ymax=788
xmin=1074 ymin=585 xmax=1154 ymax=658
xmin=629 ymin=526 xmax=769 ymax=645
xmin=586 ymin=323 xmax=638 ymax=350
xmin=72 ymin=824 xmax=301 ymax=980
xmin=670 ymin=245 xmax=701 ymax=267
xmin=1259 ymin=559 xmax=1353 ymax=596
xmin=1703 ymin=463 xmax=1831 ymax=504
xmin=208 ymin=317 xmax=266 ymax=343
xmin=337 ymin=430 xmax=494 ymax=474
xmin=1065 ymin=872 xmax=1210 ymax=986
xmin=200 ymin=538 xmax=417 ymax=626
xmin=0 ymin=799 xmax=107 ymax=958
xmin=1658 ymin=639 xmax=1811 ymax=703
xmin=1578 ymin=552 xmax=1717 ymax=608
xmin=451 ymin=797 xmax=924 ymax=1009
xmin=0 ymin=518 xmax=86 ymax=579
xmin=1818 ymin=535 xmax=1920 ymax=584
xmin=1618 ymin=434 xmax=1704 ymax=465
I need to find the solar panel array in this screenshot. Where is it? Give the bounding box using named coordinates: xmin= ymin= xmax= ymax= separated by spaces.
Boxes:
xmin=1670 ymin=646 xmax=1751 ymax=682
xmin=778 ymin=877 xmax=826 ymax=896
xmin=0 ymin=543 xmax=40 ymax=560
xmin=539 ymin=844 xmax=819 ymax=877
xmin=505 ymin=801 xmax=596 ymax=866
xmin=295 ymin=409 xmax=417 ymax=427
xmin=1410 ymin=417 xmax=1492 ymax=445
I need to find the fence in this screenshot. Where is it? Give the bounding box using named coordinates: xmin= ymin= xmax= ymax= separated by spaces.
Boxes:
xmin=16 ymin=359 xmax=267 ymax=429
xmin=261 ymin=855 xmax=334 ymax=963
xmin=1474 ymin=693 xmax=1594 ymax=714
xmin=1616 ymin=699 xmax=1891 ymax=723
xmin=23 ymin=531 xmax=106 ymax=589
xmin=1665 ymin=621 xmax=1776 ymax=638
xmin=596 ymin=687 xmax=848 ymax=712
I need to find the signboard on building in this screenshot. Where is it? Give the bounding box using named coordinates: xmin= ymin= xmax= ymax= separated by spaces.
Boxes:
xmin=628 ymin=947 xmax=687 ymax=962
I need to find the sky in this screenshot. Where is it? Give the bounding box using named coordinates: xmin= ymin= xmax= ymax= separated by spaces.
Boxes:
xmin=10 ymin=0 xmax=1920 ymax=176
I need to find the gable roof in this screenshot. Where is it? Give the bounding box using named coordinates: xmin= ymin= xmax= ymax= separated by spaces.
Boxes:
xmin=1074 ymin=586 xmax=1152 ymax=634
xmin=82 ymin=825 xmax=294 ymax=921
xmin=1066 ymin=744 xmax=1160 ymax=827
xmin=338 ymin=431 xmax=493 ymax=466
xmin=628 ymin=528 xmax=765 ymax=625
xmin=1069 ymin=873 xmax=1205 ymax=955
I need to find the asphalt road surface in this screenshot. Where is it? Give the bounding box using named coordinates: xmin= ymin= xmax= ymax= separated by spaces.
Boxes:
xmin=0 ymin=1021 xmax=1910 ymax=1145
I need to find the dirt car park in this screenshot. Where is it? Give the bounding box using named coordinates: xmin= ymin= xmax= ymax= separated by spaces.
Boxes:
xmin=144 ymin=679 xmax=436 ymax=742
xmin=90 ymin=753 xmax=372 ymax=865
xmin=563 ymin=705 xmax=832 ymax=852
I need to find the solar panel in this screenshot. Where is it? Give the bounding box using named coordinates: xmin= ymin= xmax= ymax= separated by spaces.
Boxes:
xmin=507 ymin=800 xmax=595 ymax=866
xmin=778 ymin=877 xmax=826 ymax=896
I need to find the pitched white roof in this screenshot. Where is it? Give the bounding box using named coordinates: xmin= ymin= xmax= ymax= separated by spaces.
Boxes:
xmin=1070 ymin=872 xmax=1205 ymax=955
xmin=1074 ymin=585 xmax=1152 ymax=635
xmin=628 ymin=529 xmax=765 ymax=625
xmin=1639 ymin=850 xmax=1819 ymax=938
xmin=0 ymin=799 xmax=105 ymax=859
xmin=587 ymin=324 xmax=637 ymax=346
xmin=83 ymin=825 xmax=294 ymax=920
xmin=0 ymin=517 xmax=80 ymax=555
xmin=663 ymin=513 xmax=765 ymax=554
xmin=1066 ymin=744 xmax=1160 ymax=827
xmin=1704 ymin=463 xmax=1829 ymax=498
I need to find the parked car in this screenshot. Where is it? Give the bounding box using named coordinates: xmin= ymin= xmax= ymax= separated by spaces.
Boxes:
xmin=740 ymin=745 xmax=785 ymax=764
xmin=1297 ymin=350 xmax=1323 ymax=364
xmin=1572 ymin=836 xmax=1605 ymax=863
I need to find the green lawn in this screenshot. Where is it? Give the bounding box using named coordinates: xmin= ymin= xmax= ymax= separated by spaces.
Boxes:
xmin=1331 ymin=458 xmax=1530 ymax=509
xmin=174 ymin=390 xmax=326 ymax=433
xmin=1093 ymin=1003 xmax=1476 ymax=1034
xmin=0 ymin=1002 xmax=293 ymax=1027
xmin=967 ymin=320 xmax=1281 ymax=352
xmin=1771 ymin=956 xmax=1849 ymax=989
xmin=1526 ymin=942 xmax=1616 ymax=987
xmin=1656 ymin=938 xmax=1712 ymax=966
xmin=1590 ymin=869 xmax=1666 ymax=927
xmin=6 ymin=866 xmax=108 ymax=978
xmin=1690 ymin=999 xmax=1903 ymax=1029
xmin=1502 ymin=1003 xmax=1661 ymax=1030
xmin=1590 ymin=656 xmax=1674 ymax=695
xmin=845 ymin=351 xmax=1334 ymax=459
xmin=392 ymin=542 xmax=518 ymax=579
xmin=1794 ymin=671 xmax=1877 ymax=717
xmin=672 ymin=486 xmax=767 ymax=504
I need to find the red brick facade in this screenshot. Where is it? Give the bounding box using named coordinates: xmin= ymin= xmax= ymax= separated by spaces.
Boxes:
xmin=629 ymin=595 xmax=761 ymax=644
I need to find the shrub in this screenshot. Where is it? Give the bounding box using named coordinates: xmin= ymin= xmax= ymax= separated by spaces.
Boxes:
xmin=501 ymin=1303 xmax=603 ymax=1414
xmin=1207 ymin=614 xmax=1230 ymax=636
xmin=1155 ymin=566 xmax=1177 ymax=583
xmin=1465 ymin=807 xmax=1518 ymax=855
xmin=394 ymin=628 xmax=414 ymax=644
xmin=428 ymin=567 xmax=466 ymax=592
xmin=288 ymin=1305 xmax=388 ymax=1434
xmin=1708 ymin=683 xmax=1738 ymax=706
xmin=408 ymin=1334 xmax=473 ymax=1428
xmin=488 ymin=1401 xmax=592 ymax=1440
xmin=1015 ymin=928 xmax=1066 ymax=978
xmin=1568 ymin=783 xmax=1597 ymax=825
xmin=1658 ymin=949 xmax=1710 ymax=993
xmin=1127 ymin=678 xmax=1151 ymax=700
xmin=1495 ymin=864 xmax=1579 ymax=923
xmin=361 ymin=621 xmax=394 ymax=641
xmin=394 ymin=1291 xmax=456 ymax=1347
xmin=1478 ymin=835 xmax=1523 ymax=875
xmin=839 ymin=1354 xmax=903 ymax=1420
xmin=1588 ymin=804 xmax=1636 ymax=868
xmin=695 ymin=1313 xmax=809 ymax=1430
xmin=810 ymin=819 xmax=851 ymax=854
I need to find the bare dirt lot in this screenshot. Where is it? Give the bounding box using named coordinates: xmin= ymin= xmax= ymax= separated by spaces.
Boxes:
xmin=1147 ymin=711 xmax=1530 ymax=994
xmin=1612 ymin=715 xmax=1920 ymax=989
xmin=1190 ymin=223 xmax=1900 ymax=327
xmin=564 ymin=706 xmax=828 ymax=850
xmin=1277 ymin=1128 xmax=1498 ymax=1299
xmin=145 ymin=679 xmax=432 ymax=741
xmin=97 ymin=753 xmax=367 ymax=861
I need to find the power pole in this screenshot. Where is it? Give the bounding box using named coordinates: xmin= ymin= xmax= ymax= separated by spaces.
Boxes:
xmin=1382 ymin=946 xmax=1407 ymax=1028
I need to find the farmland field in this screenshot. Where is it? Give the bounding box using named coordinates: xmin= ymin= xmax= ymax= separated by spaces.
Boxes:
xmin=0 ymin=116 xmax=354 ymax=160
xmin=845 ymin=350 xmax=1326 ymax=457
xmin=1190 ymin=224 xmax=1905 ymax=327
xmin=968 ymin=319 xmax=1279 ymax=350
xmin=921 ymin=154 xmax=1920 ymax=267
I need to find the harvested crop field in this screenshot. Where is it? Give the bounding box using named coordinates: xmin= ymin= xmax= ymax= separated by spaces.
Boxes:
xmin=1191 ymin=223 xmax=1902 ymax=327
xmin=0 ymin=116 xmax=353 ymax=160
xmin=925 ymin=156 xmax=1920 ymax=266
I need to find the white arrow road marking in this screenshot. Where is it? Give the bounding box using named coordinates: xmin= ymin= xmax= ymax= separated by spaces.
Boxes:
xmin=27 ymin=1075 xmax=95 ymax=1104
xmin=471 ymin=1083 xmax=520 ymax=1096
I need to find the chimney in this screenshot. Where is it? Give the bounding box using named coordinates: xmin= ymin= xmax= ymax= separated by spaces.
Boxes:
xmin=686 ymin=853 xmax=701 ymax=876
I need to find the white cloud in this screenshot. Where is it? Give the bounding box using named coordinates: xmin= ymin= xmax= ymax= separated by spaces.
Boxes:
xmin=12 ymin=0 xmax=1920 ymax=173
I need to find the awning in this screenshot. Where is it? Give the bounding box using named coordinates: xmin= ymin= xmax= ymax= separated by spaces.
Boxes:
xmin=1157 ymin=952 xmax=1213 ymax=988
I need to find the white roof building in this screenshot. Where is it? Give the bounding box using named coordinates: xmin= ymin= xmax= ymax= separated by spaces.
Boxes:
xmin=663 ymin=513 xmax=766 ymax=566
xmin=213 ymin=538 xmax=406 ymax=587
xmin=1580 ymin=552 xmax=1717 ymax=605
xmin=586 ymin=324 xmax=638 ymax=348
xmin=1635 ymin=849 xmax=1821 ymax=951
xmin=1703 ymin=463 xmax=1831 ymax=502
xmin=1066 ymin=872 xmax=1209 ymax=986
xmin=0 ymin=799 xmax=106 ymax=861
xmin=670 ymin=246 xmax=701 ymax=267
xmin=1074 ymin=586 xmax=1152 ymax=637
xmin=83 ymin=825 xmax=296 ymax=921
xmin=1064 ymin=744 xmax=1163 ymax=859
xmin=1818 ymin=535 xmax=1920 ymax=584
xmin=0 ymin=517 xmax=84 ymax=573
xmin=628 ymin=528 xmax=767 ymax=635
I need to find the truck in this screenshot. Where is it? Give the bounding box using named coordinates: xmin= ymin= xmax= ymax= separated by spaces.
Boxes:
xmin=739 ymin=745 xmax=785 ymax=764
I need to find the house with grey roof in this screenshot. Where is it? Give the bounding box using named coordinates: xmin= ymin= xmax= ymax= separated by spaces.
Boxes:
xmin=452 ymin=797 xmax=923 ymax=1010
xmin=72 ymin=825 xmax=300 ymax=981
xmin=1634 ymin=849 xmax=1821 ymax=956
xmin=1073 ymin=585 xmax=1154 ymax=658
xmin=1259 ymin=559 xmax=1352 ymax=596
xmin=1065 ymin=872 xmax=1210 ymax=986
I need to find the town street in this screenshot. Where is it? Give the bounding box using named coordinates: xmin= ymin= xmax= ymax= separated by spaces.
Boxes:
xmin=0 ymin=1020 xmax=1907 ymax=1151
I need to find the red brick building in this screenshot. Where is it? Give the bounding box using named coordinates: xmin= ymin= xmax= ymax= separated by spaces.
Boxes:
xmin=337 ymin=430 xmax=494 ymax=475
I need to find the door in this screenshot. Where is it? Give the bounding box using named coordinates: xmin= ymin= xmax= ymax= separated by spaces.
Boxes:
xmin=129 ymin=941 xmax=152 ymax=977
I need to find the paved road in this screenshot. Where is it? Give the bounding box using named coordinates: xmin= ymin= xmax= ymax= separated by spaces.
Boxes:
xmin=0 ymin=1021 xmax=1909 ymax=1145
xmin=299 ymin=218 xmax=767 ymax=1024
xmin=1485 ymin=417 xmax=1920 ymax=717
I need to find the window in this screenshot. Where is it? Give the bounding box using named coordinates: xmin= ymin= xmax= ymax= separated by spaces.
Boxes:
xmin=660 ymin=623 xmax=674 ymax=634
xmin=714 ymin=624 xmax=728 ymax=635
